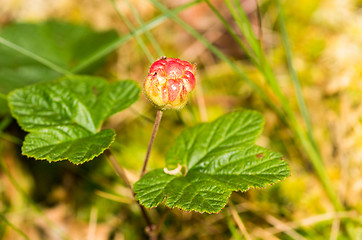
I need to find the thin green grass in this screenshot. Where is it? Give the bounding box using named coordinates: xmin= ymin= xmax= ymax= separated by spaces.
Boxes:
xmin=124 ymin=0 xmax=165 ymax=57
xmin=204 ymin=0 xmax=257 ymax=64
xmin=226 ymin=0 xmax=261 ymax=59
xmin=0 ymin=116 xmax=21 ymax=144
xmin=0 ymin=214 xmax=30 ymax=240
xmin=224 ymin=211 xmax=243 ymax=240
xmin=0 ymin=37 xmax=72 ymax=76
xmin=109 ymin=0 xmax=155 ymax=62
xmin=0 ymin=132 xmax=21 ymax=145
xmin=0 ymin=1 xmax=202 ymax=76
xmin=0 ymin=0 xmax=353 ymax=238
xmin=274 ymin=0 xmax=343 ymax=212
xmin=72 ymin=0 xmax=202 ymax=73
xmin=0 ymin=115 xmax=12 ymax=132
xmin=276 ymin=0 xmax=318 ymax=153
xmin=146 ymin=0 xmax=344 ymax=215
xmin=146 ymin=0 xmax=283 ymax=118
xmin=0 ymin=144 xmax=70 ymax=240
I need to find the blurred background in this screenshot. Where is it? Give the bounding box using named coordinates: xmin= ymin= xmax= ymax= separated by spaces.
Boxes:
xmin=0 ymin=0 xmax=361 ymax=239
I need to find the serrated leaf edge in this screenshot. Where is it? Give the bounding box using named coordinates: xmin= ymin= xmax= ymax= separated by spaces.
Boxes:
xmin=138 ymin=161 xmax=290 ymax=214
xmin=21 ymin=129 xmax=115 ymax=165
xmin=135 ymin=110 xmax=290 ymax=214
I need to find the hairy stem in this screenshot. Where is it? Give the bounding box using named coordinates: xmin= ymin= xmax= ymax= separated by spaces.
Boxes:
xmin=106 ymin=150 xmax=133 ymax=191
xmin=106 ymin=150 xmax=156 ymax=238
xmin=141 ymin=110 xmax=163 ymax=177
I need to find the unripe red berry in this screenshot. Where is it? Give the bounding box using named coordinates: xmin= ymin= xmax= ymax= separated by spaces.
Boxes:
xmin=143 ymin=57 xmax=196 ymax=110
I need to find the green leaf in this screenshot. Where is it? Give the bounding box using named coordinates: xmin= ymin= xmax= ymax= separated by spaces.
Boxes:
xmin=0 ymin=21 xmax=118 ymax=114
xmin=23 ymin=127 xmax=115 ymax=164
xmin=8 ymin=76 xmax=140 ymax=164
xmin=134 ymin=110 xmax=290 ymax=213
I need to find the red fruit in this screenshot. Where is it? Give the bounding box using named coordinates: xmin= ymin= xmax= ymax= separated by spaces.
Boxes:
xmin=144 ymin=57 xmax=196 ymax=110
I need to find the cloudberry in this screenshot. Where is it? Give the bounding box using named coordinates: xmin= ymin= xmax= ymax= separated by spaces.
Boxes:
xmin=143 ymin=57 xmax=196 ymax=110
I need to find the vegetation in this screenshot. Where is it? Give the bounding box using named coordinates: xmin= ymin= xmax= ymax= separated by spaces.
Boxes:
xmin=0 ymin=0 xmax=361 ymax=239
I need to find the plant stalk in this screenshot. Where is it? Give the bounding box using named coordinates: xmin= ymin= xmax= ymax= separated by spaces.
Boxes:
xmin=106 ymin=150 xmax=156 ymax=238
xmin=141 ymin=109 xmax=163 ymax=177
xmin=148 ymin=0 xmax=345 ymax=217
xmin=229 ymin=202 xmax=252 ymax=240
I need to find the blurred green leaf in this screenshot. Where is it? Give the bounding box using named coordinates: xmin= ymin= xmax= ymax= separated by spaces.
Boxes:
xmin=134 ymin=111 xmax=290 ymax=213
xmin=8 ymin=76 xmax=140 ymax=164
xmin=0 ymin=21 xmax=119 ymax=114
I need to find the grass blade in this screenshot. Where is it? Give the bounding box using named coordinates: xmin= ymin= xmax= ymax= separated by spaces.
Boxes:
xmin=0 ymin=146 xmax=70 ymax=239
xmin=0 ymin=37 xmax=72 ymax=76
xmin=276 ymin=0 xmax=319 ymax=153
xmin=225 ymin=0 xmax=261 ymax=58
xmin=0 ymin=214 xmax=30 ymax=240
xmin=109 ymin=0 xmax=155 ymax=62
xmin=147 ymin=0 xmax=344 ymax=214
xmin=125 ymin=0 xmax=165 ymax=57
xmin=273 ymin=0 xmax=343 ymax=212
xmin=72 ymin=0 xmax=202 ymax=73
xmin=147 ymin=0 xmax=283 ymax=119
xmin=204 ymin=0 xmax=258 ymax=65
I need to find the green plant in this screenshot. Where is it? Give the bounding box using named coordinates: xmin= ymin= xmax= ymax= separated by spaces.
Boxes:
xmin=0 ymin=16 xmax=290 ymax=240
xmin=2 ymin=0 xmax=359 ymax=239
xmin=135 ymin=110 xmax=289 ymax=214
xmin=8 ymin=76 xmax=139 ymax=164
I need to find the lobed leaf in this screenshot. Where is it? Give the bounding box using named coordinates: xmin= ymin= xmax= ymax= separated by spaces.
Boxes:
xmin=134 ymin=110 xmax=290 ymax=213
xmin=23 ymin=127 xmax=115 ymax=164
xmin=8 ymin=76 xmax=140 ymax=164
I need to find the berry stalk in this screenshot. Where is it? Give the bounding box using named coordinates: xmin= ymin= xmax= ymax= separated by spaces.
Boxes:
xmin=140 ymin=110 xmax=163 ymax=177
